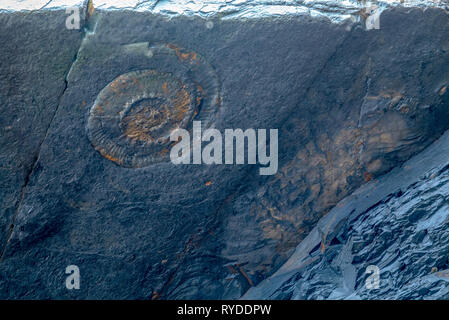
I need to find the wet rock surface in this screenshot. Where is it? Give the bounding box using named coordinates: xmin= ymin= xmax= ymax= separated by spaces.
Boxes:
xmin=3 ymin=1 xmax=448 ymax=22
xmin=1 ymin=6 xmax=449 ymax=299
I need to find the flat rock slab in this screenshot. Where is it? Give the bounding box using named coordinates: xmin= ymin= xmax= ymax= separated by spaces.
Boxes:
xmin=0 ymin=11 xmax=83 ymax=259
xmin=1 ymin=7 xmax=449 ymax=299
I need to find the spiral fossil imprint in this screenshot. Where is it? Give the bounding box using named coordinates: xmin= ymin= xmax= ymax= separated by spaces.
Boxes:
xmin=87 ymin=43 xmax=221 ymax=168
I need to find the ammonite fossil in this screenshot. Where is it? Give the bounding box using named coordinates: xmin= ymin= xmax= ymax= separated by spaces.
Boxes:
xmin=87 ymin=43 xmax=220 ymax=168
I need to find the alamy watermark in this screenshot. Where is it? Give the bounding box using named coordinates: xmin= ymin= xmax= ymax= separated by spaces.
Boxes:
xmin=65 ymin=265 xmax=80 ymax=290
xmin=170 ymin=121 xmax=278 ymax=175
xmin=365 ymin=265 xmax=380 ymax=290
xmin=65 ymin=7 xmax=80 ymax=30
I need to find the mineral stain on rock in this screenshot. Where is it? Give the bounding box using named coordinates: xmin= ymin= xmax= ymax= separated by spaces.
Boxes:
xmin=87 ymin=43 xmax=221 ymax=168
xmin=88 ymin=70 xmax=195 ymax=166
xmin=244 ymin=129 xmax=449 ymax=300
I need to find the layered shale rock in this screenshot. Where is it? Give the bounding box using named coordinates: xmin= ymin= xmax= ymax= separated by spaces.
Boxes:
xmin=1 ymin=4 xmax=449 ymax=299
xmin=221 ymin=8 xmax=449 ymax=292
xmin=244 ymin=129 xmax=449 ymax=300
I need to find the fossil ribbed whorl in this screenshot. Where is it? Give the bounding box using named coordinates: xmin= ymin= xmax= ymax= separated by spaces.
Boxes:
xmin=87 ymin=43 xmax=220 ymax=167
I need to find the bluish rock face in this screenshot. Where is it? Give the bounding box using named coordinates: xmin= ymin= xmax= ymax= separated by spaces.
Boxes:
xmin=1 ymin=3 xmax=449 ymax=300
xmin=244 ymin=130 xmax=449 ymax=300
xmin=0 ymin=10 xmax=84 ymax=263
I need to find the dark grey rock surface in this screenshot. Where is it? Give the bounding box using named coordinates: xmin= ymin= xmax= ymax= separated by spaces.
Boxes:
xmin=1 ymin=6 xmax=449 ymax=299
xmin=244 ymin=128 xmax=449 ymax=300
xmin=0 ymin=11 xmax=84 ymax=259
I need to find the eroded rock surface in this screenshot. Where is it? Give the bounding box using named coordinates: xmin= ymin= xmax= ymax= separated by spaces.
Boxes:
xmin=219 ymin=7 xmax=449 ymax=294
xmin=244 ymin=129 xmax=449 ymax=300
xmin=0 ymin=6 xmax=449 ymax=299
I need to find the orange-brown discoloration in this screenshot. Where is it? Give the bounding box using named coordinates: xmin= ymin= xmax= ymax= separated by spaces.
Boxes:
xmin=97 ymin=148 xmax=123 ymax=166
xmin=238 ymin=266 xmax=254 ymax=287
xmin=167 ymin=43 xmax=199 ymax=65
xmin=158 ymin=148 xmax=169 ymax=156
xmin=122 ymin=106 xmax=171 ymax=143
xmin=364 ymin=172 xmax=373 ymax=182
xmin=162 ymin=81 xmax=168 ymax=94
xmin=399 ymin=105 xmax=409 ymax=114
xmin=196 ymin=84 xmax=204 ymax=106
xmin=172 ymin=87 xmax=191 ymax=122
xmin=151 ymin=292 xmax=161 ymax=300
xmin=320 ymin=241 xmax=326 ymax=254
xmin=94 ymin=105 xmax=103 ymax=115
xmin=103 ymin=154 xmax=120 ymax=163
xmin=227 ymin=265 xmax=239 ymax=275
xmin=87 ymin=0 xmax=95 ymax=19
xmin=110 ymin=80 xmax=121 ymax=93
